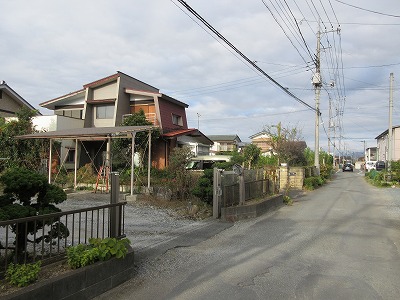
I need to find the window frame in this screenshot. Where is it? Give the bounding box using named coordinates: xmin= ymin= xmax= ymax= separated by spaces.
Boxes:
xmin=96 ymin=104 xmax=114 ymax=119
xmin=171 ymin=113 xmax=183 ymax=126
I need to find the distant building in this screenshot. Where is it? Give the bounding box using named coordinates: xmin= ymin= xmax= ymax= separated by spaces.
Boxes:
xmin=0 ymin=81 xmax=39 ymax=117
xmin=208 ymin=135 xmax=242 ymax=154
xmin=249 ymin=131 xmax=273 ymax=155
xmin=365 ymin=147 xmax=377 ymax=162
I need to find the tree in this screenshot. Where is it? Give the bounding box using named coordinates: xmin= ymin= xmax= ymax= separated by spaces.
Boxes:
xmin=243 ymin=144 xmax=261 ymax=169
xmin=112 ymin=109 xmax=159 ymax=171
xmin=263 ymin=123 xmax=307 ymax=166
xmin=0 ymin=167 xmax=68 ymax=261
xmin=167 ymin=146 xmax=195 ymax=201
xmin=0 ymin=107 xmax=48 ymax=171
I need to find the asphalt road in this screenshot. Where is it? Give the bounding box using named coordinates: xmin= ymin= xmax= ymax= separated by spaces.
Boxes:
xmin=97 ymin=170 xmax=400 ymax=299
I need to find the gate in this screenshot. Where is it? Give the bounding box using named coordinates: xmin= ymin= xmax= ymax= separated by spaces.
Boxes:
xmin=213 ymin=167 xmax=278 ymax=218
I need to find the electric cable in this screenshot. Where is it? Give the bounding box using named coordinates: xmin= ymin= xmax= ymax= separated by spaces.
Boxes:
xmin=173 ymin=0 xmax=318 ymax=113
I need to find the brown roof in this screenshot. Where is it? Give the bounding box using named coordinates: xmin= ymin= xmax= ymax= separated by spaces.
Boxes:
xmin=163 ymin=128 xmax=213 ymax=145
xmin=83 ymin=73 xmax=119 ymax=88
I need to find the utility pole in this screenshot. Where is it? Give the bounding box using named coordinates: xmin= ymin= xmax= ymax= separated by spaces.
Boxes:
xmin=197 ymin=113 xmax=201 ymax=129
xmin=312 ymin=22 xmax=322 ymax=175
xmin=388 ymin=73 xmax=394 ymax=170
xmin=361 ymin=140 xmax=366 ymax=159
xmin=328 ymin=96 xmax=331 ymax=155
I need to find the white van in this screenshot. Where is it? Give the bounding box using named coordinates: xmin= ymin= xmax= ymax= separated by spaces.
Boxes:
xmin=365 ymin=161 xmax=376 ymax=171
xmin=186 ymin=155 xmax=231 ymax=170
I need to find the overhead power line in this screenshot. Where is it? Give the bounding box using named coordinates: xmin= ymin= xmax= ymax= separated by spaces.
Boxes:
xmin=333 ymin=0 xmax=400 ymax=18
xmin=173 ymin=0 xmax=318 ymax=114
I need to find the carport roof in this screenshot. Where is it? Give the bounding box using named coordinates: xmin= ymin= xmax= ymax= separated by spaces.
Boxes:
xmin=16 ymin=125 xmax=157 ymax=140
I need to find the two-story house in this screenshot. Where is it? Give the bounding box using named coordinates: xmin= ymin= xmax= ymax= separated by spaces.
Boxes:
xmin=39 ymin=71 xmax=212 ymax=169
xmin=249 ymin=131 xmax=273 ymax=155
xmin=0 ymin=81 xmax=40 ymax=117
xmin=375 ymin=126 xmax=400 ymax=161
xmin=208 ymin=135 xmax=242 ymax=154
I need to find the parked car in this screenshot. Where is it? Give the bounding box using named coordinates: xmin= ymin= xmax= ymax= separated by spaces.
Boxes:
xmin=365 ymin=161 xmax=376 ymax=172
xmin=342 ymin=163 xmax=353 ymax=172
xmin=375 ymin=161 xmax=385 ymax=171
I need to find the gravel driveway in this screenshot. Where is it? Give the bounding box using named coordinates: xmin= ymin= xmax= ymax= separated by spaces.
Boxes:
xmin=57 ymin=191 xmax=207 ymax=251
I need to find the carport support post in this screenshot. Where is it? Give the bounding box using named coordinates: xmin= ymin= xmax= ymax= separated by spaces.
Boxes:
xmin=147 ymin=129 xmax=151 ymax=189
xmin=74 ymin=138 xmax=78 ymax=191
xmin=48 ymin=139 xmax=53 ymax=184
xmin=110 ymin=172 xmax=120 ymax=238
xmin=130 ymin=132 xmax=136 ymax=196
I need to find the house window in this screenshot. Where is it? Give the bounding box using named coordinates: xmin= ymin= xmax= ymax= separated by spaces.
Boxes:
xmin=56 ymin=109 xmax=83 ymax=119
xmin=66 ymin=149 xmax=75 ymax=163
xmin=96 ymin=105 xmax=114 ymax=119
xmin=172 ymin=114 xmax=183 ymax=126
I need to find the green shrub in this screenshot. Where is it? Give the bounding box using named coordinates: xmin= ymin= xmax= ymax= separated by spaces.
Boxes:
xmin=89 ymin=237 xmax=131 ymax=260
xmin=320 ymin=164 xmax=333 ymax=179
xmin=191 ymin=169 xmax=213 ymax=204
xmin=304 ymin=176 xmax=325 ymax=190
xmin=283 ymin=195 xmax=293 ymax=205
xmin=6 ymin=261 xmax=41 ymax=287
xmin=66 ymin=237 xmax=131 ymax=269
xmin=66 ymin=243 xmax=101 ymax=269
xmin=303 ymin=177 xmax=315 ymax=190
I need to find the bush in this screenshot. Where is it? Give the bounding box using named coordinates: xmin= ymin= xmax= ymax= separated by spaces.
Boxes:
xmin=366 ymin=169 xmax=391 ymax=187
xmin=191 ymin=169 xmax=213 ymax=205
xmin=303 ymin=176 xmax=325 ymax=190
xmin=66 ymin=237 xmax=131 ymax=269
xmin=320 ymin=164 xmax=333 ymax=180
xmin=89 ymin=237 xmax=131 ymax=260
xmin=283 ymin=195 xmax=293 ymax=205
xmin=67 ymin=244 xmax=99 ymax=269
xmin=6 ymin=261 xmax=41 ymax=287
xmin=0 ymin=167 xmax=67 ymax=260
xmin=304 ymin=177 xmax=316 ymax=190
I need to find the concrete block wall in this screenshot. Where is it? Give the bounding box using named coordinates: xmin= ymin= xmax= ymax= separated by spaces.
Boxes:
xmin=4 ymin=249 xmax=135 ymax=300
xmin=221 ymin=194 xmax=284 ymax=222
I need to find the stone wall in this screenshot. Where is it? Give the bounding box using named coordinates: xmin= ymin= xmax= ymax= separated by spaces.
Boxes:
xmin=279 ymin=166 xmax=305 ymax=191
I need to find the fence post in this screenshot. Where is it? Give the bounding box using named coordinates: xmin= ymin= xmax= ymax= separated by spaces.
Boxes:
xmin=238 ymin=174 xmax=245 ymax=205
xmin=110 ymin=172 xmax=120 ymax=238
xmin=233 ymin=164 xmax=245 ymax=205
xmin=213 ymin=168 xmax=222 ymax=219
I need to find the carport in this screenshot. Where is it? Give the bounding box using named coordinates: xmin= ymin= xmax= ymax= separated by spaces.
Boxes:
xmin=17 ymin=125 xmax=157 ymax=195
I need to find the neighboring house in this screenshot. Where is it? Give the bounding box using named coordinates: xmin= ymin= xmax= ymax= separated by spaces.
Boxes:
xmin=249 ymin=131 xmax=273 ymax=155
xmin=208 ymin=135 xmax=242 ymax=154
xmin=375 ymin=126 xmax=400 ymax=161
xmin=365 ymin=147 xmax=377 ymax=162
xmin=39 ymin=71 xmax=212 ymax=169
xmin=0 ymin=81 xmax=40 ymax=117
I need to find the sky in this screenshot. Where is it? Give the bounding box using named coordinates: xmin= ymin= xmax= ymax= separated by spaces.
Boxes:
xmin=1 ymin=0 xmax=400 ymax=155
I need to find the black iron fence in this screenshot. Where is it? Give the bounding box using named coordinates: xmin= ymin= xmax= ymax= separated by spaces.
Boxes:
xmin=0 ymin=202 xmax=126 ymax=276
